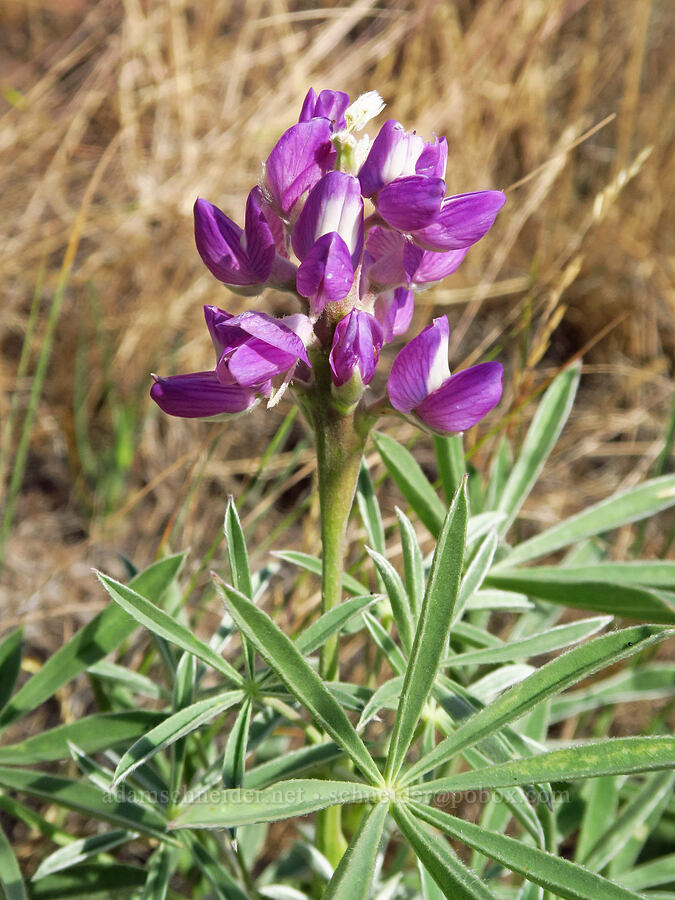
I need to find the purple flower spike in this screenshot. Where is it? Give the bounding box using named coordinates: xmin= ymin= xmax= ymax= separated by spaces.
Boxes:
xmin=387 ymin=317 xmax=502 ymax=433
xmin=403 ymin=243 xmax=469 ymax=285
xmin=329 ymin=309 xmax=383 ymax=387
xmin=264 ymin=120 xmax=336 ymax=219
xmin=296 ymin=232 xmax=356 ymax=312
xmin=150 ymin=372 xmax=259 ymax=419
xmin=412 ymin=190 xmax=506 ymax=252
xmin=363 ymin=227 xmax=468 ymax=291
xmin=299 ymin=88 xmax=350 ymax=129
xmin=292 ymin=171 xmax=364 ymax=265
xmin=376 ymin=175 xmax=445 ymax=232
xmin=374 ymin=287 xmax=414 ymax=342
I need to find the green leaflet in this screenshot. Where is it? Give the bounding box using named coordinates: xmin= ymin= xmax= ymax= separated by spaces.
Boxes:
xmin=0 ymin=819 xmax=27 ymax=900
xmin=410 ymin=800 xmax=646 ymax=900
xmin=410 ymin=737 xmax=675 ymax=795
xmin=484 ymin=569 xmax=675 ymax=623
xmin=384 ymin=481 xmax=468 ymax=782
xmin=96 ymin=572 xmax=244 ymax=686
xmin=323 ymin=801 xmax=389 ymax=899
xmin=496 ymin=364 xmax=580 ymax=532
xmin=112 ymin=690 xmax=243 ymax=787
xmin=172 ymin=779 xmax=382 ymax=829
xmin=402 ymin=625 xmax=671 ymax=784
xmin=32 ymin=830 xmax=136 ymax=881
xmin=0 ymin=554 xmax=185 ymax=732
xmin=372 ymin=431 xmax=445 ymax=536
xmin=497 ymin=473 xmax=675 ymax=567
xmin=392 ymin=804 xmax=497 ymax=900
xmin=217 ymin=580 xmax=382 ymax=785
xmin=0 ymin=767 xmax=168 ymax=841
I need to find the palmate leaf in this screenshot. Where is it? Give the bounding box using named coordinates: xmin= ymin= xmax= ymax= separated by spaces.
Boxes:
xmin=96 ymin=572 xmax=244 ymax=686
xmin=410 ymin=800 xmax=646 ymax=900
xmin=372 ymin=431 xmax=445 ymax=536
xmin=322 ymin=801 xmax=389 ymax=899
xmin=433 ymin=434 xmax=465 ymax=504
xmin=181 ymin=831 xmax=249 ymax=900
xmin=171 ymin=779 xmax=381 ymax=829
xmin=617 ymin=853 xmax=675 ymax=890
xmin=496 ymin=364 xmax=580 ymax=532
xmin=295 ymin=595 xmax=377 ymax=656
xmin=139 ymin=845 xmax=172 ymax=900
xmin=453 ymin=531 xmax=498 ymax=623
xmin=28 ymin=864 xmax=147 ymax=899
xmin=216 ymin=579 xmax=382 ymax=785
xmin=0 ymin=554 xmax=185 ymax=733
xmin=393 ymin=804 xmax=496 ymax=900
xmin=112 ymin=690 xmax=243 ymax=787
xmin=384 ymin=480 xmax=468 ymax=782
xmin=222 ymin=696 xmax=252 ymax=791
xmin=410 ymin=736 xmax=675 ymax=795
xmin=401 ymin=624 xmax=671 ymax=785
xmin=497 ymin=473 xmax=675 ymax=568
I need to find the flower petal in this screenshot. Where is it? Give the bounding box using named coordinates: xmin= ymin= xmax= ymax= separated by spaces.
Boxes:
xmin=194 ymin=199 xmax=257 ymax=286
xmin=150 ymin=371 xmax=258 ymax=418
xmin=387 ymin=317 xmax=450 ymax=413
xmin=299 ymin=88 xmax=350 ymax=129
xmin=231 ymin=310 xmax=311 ymax=365
xmin=416 ymin=361 xmax=503 ymax=433
xmin=243 ymin=187 xmax=276 ymax=280
xmin=227 ymin=340 xmax=299 ymax=387
xmin=411 ymin=190 xmax=506 ymax=251
xmin=296 ymin=232 xmax=355 ymax=313
xmin=376 ymin=175 xmax=445 ymax=231
xmin=358 ymin=120 xmax=425 ymax=197
xmin=415 ymin=135 xmax=448 ymax=180
xmin=291 ymin=171 xmax=364 ymax=263
xmin=264 ymin=120 xmax=336 ymax=218
xmin=362 ymin=227 xmax=407 ymax=289
xmin=403 ymin=243 xmax=469 ymax=285
xmin=203 ymin=305 xmax=237 ymax=359
xmin=329 ymin=309 xmax=383 ymax=387
xmin=374 ymin=287 xmax=414 ymax=342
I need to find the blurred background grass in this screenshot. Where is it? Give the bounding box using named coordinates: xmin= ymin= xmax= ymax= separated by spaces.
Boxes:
xmin=1 ymin=0 xmax=673 ymax=649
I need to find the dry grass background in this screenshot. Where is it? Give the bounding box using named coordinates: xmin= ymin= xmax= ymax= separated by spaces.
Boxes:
xmin=1 ymin=0 xmax=673 ymax=654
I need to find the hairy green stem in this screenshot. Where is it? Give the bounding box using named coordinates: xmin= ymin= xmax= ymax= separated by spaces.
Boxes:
xmin=298 ymin=348 xmax=371 ymax=870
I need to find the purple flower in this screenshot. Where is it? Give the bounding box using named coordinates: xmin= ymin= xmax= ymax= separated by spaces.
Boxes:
xmin=194 ymin=189 xmax=296 ymax=294
xmin=205 ymin=307 xmax=312 ymax=388
xmin=329 ymin=309 xmax=383 ymax=387
xmin=373 ymin=287 xmax=414 ymax=342
xmin=292 ymin=171 xmax=364 ymax=312
xmin=363 ymin=227 xmax=467 ymax=291
xmin=358 ymin=119 xmax=447 ymax=232
xmin=263 ymin=119 xmax=336 ymax=219
xmin=299 ymin=88 xmax=350 ymax=130
xmin=387 ymin=317 xmax=503 ymax=433
xmin=150 ymin=308 xmax=313 ymax=419
xmin=150 ymin=372 xmax=259 ymax=419
xmin=358 ymin=120 xmax=446 ymax=196
xmin=411 ymin=190 xmax=506 ymax=252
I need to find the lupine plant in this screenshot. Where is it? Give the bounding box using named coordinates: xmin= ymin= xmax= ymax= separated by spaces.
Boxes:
xmin=1 ymin=89 xmax=674 ymax=900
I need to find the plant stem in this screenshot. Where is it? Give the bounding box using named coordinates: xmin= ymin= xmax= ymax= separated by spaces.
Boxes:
xmin=299 ymin=350 xmax=370 ymax=870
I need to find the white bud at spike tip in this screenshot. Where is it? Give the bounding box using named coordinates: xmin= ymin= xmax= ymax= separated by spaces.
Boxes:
xmin=345 ymin=91 xmax=386 ymax=132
